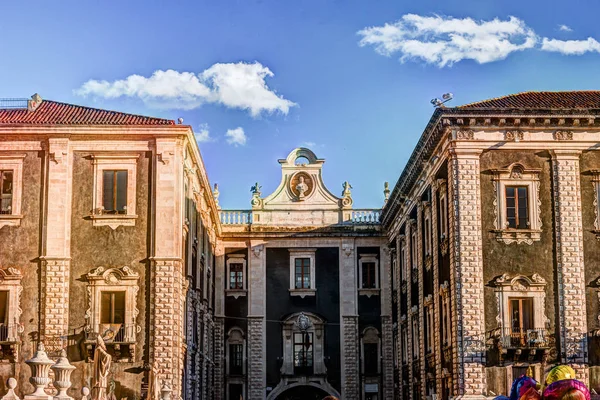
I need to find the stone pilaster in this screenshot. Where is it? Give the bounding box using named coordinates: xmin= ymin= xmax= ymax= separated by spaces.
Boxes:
xmin=448 ymin=148 xmax=486 ymax=398
xmin=551 ymin=150 xmax=589 ymax=382
xmin=417 ymin=204 xmax=426 ymax=398
xmin=248 ymin=316 xmax=265 ymax=400
xmin=395 ymin=235 xmax=404 ymax=400
xmin=405 ymin=222 xmax=414 ymax=400
xmin=340 ymin=238 xmax=359 ymax=400
xmin=431 ymin=180 xmax=443 ymax=397
xmin=214 ymin=317 xmax=225 ymax=400
xmin=41 ymin=138 xmax=73 ymax=349
xmin=343 ymin=315 xmax=360 ymax=400
xmin=248 ymin=241 xmax=266 ymax=399
xmin=380 ymin=246 xmax=394 ymax=400
xmin=150 ymin=258 xmax=185 ymax=399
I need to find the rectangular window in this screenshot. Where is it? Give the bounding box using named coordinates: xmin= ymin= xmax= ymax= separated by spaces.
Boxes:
xmin=0 ymin=291 xmax=7 ymax=325
xmin=505 ymin=186 xmax=529 ymax=229
xmin=0 ymin=170 xmax=13 ymax=215
xmin=424 ymin=217 xmax=431 ymax=255
xmin=362 ymin=262 xmax=377 ymax=289
xmin=364 ymin=343 xmax=379 ymax=374
xmin=411 ymin=233 xmax=417 ymax=267
xmin=293 ymin=332 xmax=313 ymax=368
xmin=229 ymin=343 xmax=243 ymax=375
xmin=400 ymin=246 xmax=406 ymax=281
xmin=295 ymin=258 xmax=311 ymax=289
xmin=229 ymin=263 xmax=244 ymax=289
xmin=102 ymin=170 xmax=128 ymax=214
xmin=439 ymin=195 xmax=447 ymax=238
xmin=100 ymin=291 xmax=125 ymax=324
xmin=401 ymin=326 xmax=408 ymax=364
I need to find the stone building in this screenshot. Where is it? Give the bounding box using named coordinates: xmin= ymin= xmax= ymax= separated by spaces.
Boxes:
xmin=216 ymin=148 xmax=390 ymax=400
xmin=0 ymin=95 xmax=221 ymax=400
xmin=381 ymin=91 xmax=600 ymax=399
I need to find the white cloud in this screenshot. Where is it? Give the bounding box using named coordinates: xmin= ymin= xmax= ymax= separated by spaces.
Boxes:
xmin=559 ymin=24 xmax=573 ymax=32
xmin=194 ymin=123 xmax=213 ymax=143
xmin=541 ymin=37 xmax=600 ymax=55
xmin=302 ymin=141 xmax=316 ymax=147
xmin=75 ymin=62 xmax=296 ymax=117
xmin=225 ymin=127 xmax=247 ymax=146
xmin=358 ymin=15 xmax=538 ymax=67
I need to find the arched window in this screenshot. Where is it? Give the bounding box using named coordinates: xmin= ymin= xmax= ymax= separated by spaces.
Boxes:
xmin=361 ymin=327 xmax=380 ymax=375
xmin=225 ymin=327 xmax=246 ymax=400
xmin=281 ymin=312 xmax=326 ymax=376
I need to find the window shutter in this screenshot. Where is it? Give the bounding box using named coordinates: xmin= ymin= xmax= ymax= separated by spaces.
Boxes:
xmin=116 ymin=170 xmax=128 ymax=212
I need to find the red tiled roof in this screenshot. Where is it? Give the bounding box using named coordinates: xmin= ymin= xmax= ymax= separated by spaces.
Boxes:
xmin=0 ymin=100 xmax=174 ymax=125
xmin=458 ymin=91 xmax=600 ymax=110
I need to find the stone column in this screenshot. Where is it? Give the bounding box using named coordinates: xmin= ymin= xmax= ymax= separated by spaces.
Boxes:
xmin=380 ymin=246 xmax=394 ymax=400
xmin=551 ymin=150 xmax=589 ymax=382
xmin=448 ymin=148 xmax=486 ymax=398
xmin=41 ymin=138 xmax=73 ymax=349
xmin=248 ymin=241 xmax=266 ymax=400
xmin=431 ymin=180 xmax=443 ymax=397
xmin=151 ymin=138 xmax=185 ymax=398
xmin=340 ymin=238 xmax=359 ymax=400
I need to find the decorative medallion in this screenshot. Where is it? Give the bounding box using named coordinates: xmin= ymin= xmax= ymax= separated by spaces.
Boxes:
xmin=455 ymin=129 xmax=474 ymax=140
xmin=290 ymin=172 xmax=314 ymax=201
xmin=554 ymin=130 xmax=574 ymax=141
xmin=295 ymin=312 xmax=311 ymax=332
xmin=504 ymin=130 xmax=524 ymax=141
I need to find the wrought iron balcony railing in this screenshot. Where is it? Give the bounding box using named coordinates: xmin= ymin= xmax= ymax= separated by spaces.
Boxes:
xmin=497 ymin=328 xmax=550 ymax=349
xmin=0 ymin=323 xmax=19 ymax=342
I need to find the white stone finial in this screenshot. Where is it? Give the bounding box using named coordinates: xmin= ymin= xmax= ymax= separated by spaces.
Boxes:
xmin=51 ymin=349 xmax=76 ymax=400
xmin=1 ymin=378 xmax=20 ymax=400
xmin=212 ymin=183 xmax=221 ymax=210
xmin=25 ymin=341 xmax=55 ymax=400
xmin=383 ymin=181 xmax=390 ymax=203
xmin=160 ymin=381 xmax=172 ymax=400
xmin=81 ymin=387 xmax=90 ymax=400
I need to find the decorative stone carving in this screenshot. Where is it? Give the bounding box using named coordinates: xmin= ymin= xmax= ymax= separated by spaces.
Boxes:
xmin=290 ymin=172 xmax=313 ymax=201
xmin=80 ymin=388 xmax=90 ymax=400
xmin=554 ymin=130 xmax=574 ymax=140
xmin=383 ymin=182 xmax=390 ymax=203
xmin=492 ymin=163 xmax=542 ymax=244
xmin=0 ymin=267 xmax=23 ymax=361
xmin=85 ymin=266 xmax=140 ymax=362
xmin=25 ymin=342 xmax=54 ymax=400
xmin=504 ymin=130 xmax=524 ymax=141
xmin=250 ymin=182 xmax=263 ymax=209
xmin=212 ymin=183 xmax=221 ymax=210
xmin=51 ymin=349 xmax=76 ymax=400
xmin=455 ymin=129 xmax=474 ymax=140
xmin=1 ymin=378 xmax=20 ymax=400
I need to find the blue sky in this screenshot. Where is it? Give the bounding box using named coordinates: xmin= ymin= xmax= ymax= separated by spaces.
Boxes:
xmin=1 ymin=0 xmax=599 ymax=209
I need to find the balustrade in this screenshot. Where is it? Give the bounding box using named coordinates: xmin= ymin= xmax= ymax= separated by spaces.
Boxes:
xmin=220 ymin=210 xmax=252 ymax=225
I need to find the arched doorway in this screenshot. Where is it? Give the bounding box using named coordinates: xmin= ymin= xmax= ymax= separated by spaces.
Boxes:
xmin=274 ymin=385 xmax=329 ymax=400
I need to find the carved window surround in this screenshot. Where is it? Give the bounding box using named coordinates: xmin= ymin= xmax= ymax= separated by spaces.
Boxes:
xmin=491 ymin=273 xmax=548 ymax=331
xmin=225 ymin=254 xmax=247 ymax=298
xmin=289 ymin=249 xmax=316 ymax=297
xmin=0 ymin=267 xmax=24 ymax=361
xmin=90 ymin=154 xmax=139 ymax=230
xmin=591 ymin=171 xmax=600 ymax=240
xmin=85 ymin=266 xmax=140 ymax=362
xmin=440 ymin=281 xmax=451 ymax=347
xmin=225 ymin=327 xmax=246 ymax=376
xmin=590 ymin=277 xmax=600 ymax=337
xmin=281 ymin=312 xmax=326 ymax=376
xmin=361 ymin=326 xmax=381 ymax=393
xmin=0 ymin=154 xmax=25 ymax=230
xmin=438 ymin=179 xmax=449 ymax=256
xmin=358 ymin=253 xmax=380 ymax=297
xmin=492 ymin=163 xmax=542 ymax=245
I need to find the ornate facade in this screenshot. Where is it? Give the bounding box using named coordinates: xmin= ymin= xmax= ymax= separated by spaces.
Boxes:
xmin=0 ymin=95 xmax=220 ymax=400
xmin=216 ymin=148 xmax=389 ymax=400
xmin=381 ymin=91 xmax=600 ymax=399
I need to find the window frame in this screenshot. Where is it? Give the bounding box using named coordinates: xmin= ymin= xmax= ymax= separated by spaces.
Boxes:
xmin=0 ymin=268 xmax=23 ymax=344
xmin=289 ymin=249 xmax=316 ymax=297
xmin=91 ymin=154 xmax=139 ymax=229
xmin=225 ymin=254 xmax=247 ymax=298
xmin=85 ymin=266 xmax=140 ymax=345
xmin=504 ymin=185 xmax=529 ymax=229
xmin=359 ymin=254 xmax=380 ymax=297
xmin=280 ymin=312 xmax=326 ymax=376
xmin=361 ymin=327 xmax=381 ymax=376
xmin=0 ymin=154 xmax=25 ymax=229
xmin=226 ymin=327 xmax=246 ymax=376
xmin=492 ymin=163 xmax=542 ymax=245
xmin=101 ymin=169 xmax=128 ymax=215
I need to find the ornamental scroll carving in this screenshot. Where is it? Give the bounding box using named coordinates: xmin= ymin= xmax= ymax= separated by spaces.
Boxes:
xmin=553 ymin=130 xmax=573 ymax=141
xmin=504 ymin=130 xmax=524 ymax=141
xmin=455 ymin=129 xmax=474 ymax=140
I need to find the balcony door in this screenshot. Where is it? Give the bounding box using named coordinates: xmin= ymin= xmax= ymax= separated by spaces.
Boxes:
xmin=509 ymin=298 xmax=533 ymax=345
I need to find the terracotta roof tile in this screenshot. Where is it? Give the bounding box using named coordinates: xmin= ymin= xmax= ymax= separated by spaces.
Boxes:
xmin=0 ymin=100 xmax=174 ymax=125
xmin=458 ymin=91 xmax=600 ymax=110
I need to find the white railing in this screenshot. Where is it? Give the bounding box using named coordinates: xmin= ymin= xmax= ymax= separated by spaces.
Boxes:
xmin=220 ymin=210 xmax=253 ymax=225
xmin=349 ymin=209 xmax=381 ymax=224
